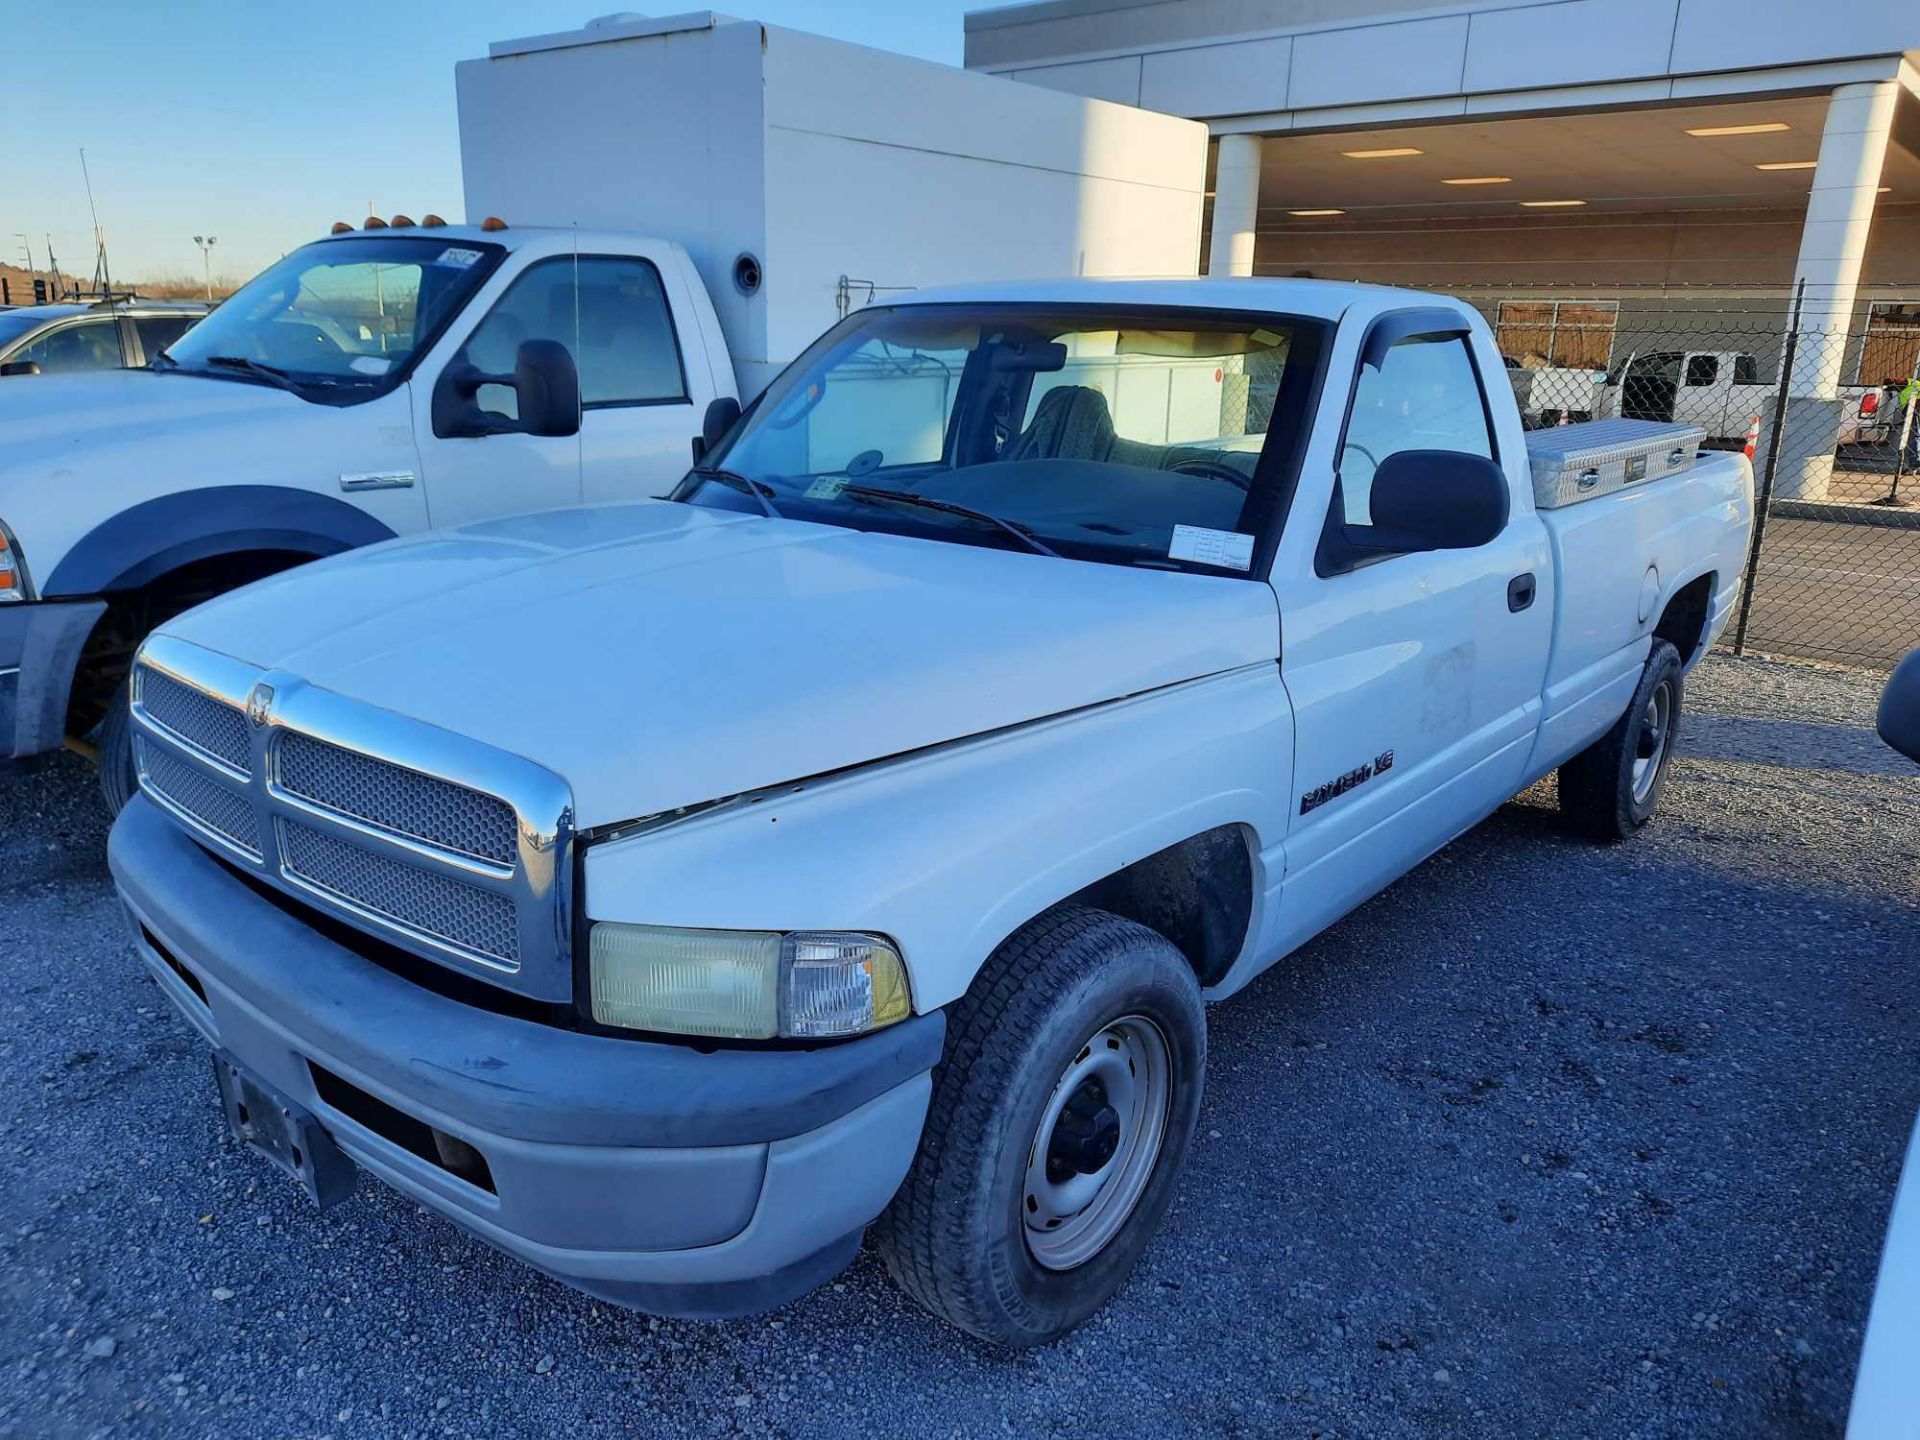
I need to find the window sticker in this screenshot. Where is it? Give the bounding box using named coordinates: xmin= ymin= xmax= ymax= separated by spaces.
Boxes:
xmin=804 ymin=476 xmax=848 ymax=500
xmin=1168 ymin=524 xmax=1254 ymax=571
xmin=349 ymin=355 xmax=393 ymax=375
xmin=434 ymin=247 xmax=484 ymax=269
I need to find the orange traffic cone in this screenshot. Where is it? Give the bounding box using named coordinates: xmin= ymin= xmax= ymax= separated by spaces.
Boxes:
xmin=1742 ymin=415 xmax=1760 ymax=459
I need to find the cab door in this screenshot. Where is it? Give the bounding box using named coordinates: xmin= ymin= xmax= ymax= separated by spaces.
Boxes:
xmin=1266 ymin=307 xmax=1552 ymax=953
xmin=412 ymin=251 xmax=709 ymax=529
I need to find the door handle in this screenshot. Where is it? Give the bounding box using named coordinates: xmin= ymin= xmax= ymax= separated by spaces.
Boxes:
xmin=1507 ymin=573 xmax=1536 ymax=612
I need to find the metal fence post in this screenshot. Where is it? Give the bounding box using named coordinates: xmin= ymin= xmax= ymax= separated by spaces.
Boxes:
xmin=1732 ymin=278 xmax=1806 ymax=656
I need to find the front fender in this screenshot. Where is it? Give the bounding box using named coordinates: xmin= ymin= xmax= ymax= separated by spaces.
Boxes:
xmin=581 ymin=665 xmax=1294 ymax=1012
xmin=42 ymin=486 xmax=396 ymax=597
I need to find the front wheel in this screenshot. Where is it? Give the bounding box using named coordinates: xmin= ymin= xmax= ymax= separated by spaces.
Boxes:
xmin=1558 ymin=640 xmax=1683 ymax=841
xmin=96 ymin=675 xmax=139 ymax=817
xmin=873 ymin=907 xmax=1205 ymax=1347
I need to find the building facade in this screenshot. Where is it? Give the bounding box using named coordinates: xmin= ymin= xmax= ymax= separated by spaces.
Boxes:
xmin=965 ymin=0 xmax=1920 ymax=496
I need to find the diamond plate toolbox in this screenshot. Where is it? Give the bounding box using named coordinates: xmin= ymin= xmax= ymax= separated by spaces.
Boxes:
xmin=1523 ymin=418 xmax=1707 ymax=509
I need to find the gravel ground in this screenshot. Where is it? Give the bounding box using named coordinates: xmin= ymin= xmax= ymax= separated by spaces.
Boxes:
xmin=2 ymin=651 xmax=1917 ymax=1440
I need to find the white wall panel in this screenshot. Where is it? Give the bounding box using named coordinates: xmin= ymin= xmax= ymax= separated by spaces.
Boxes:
xmin=1265 ymin=14 xmax=1470 ymax=110
xmin=1463 ymin=0 xmax=1680 ymax=93
xmin=1140 ymin=36 xmax=1293 ymax=117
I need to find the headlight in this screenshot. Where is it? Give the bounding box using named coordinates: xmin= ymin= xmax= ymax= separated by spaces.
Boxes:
xmin=0 ymin=521 xmax=27 ymax=602
xmin=588 ymin=924 xmax=911 ymax=1040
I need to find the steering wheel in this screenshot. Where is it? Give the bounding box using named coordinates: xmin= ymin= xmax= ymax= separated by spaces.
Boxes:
xmin=1170 ymin=459 xmax=1251 ymax=491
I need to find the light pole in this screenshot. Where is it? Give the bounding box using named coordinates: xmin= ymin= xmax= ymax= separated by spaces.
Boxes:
xmin=192 ymin=235 xmax=217 ymax=300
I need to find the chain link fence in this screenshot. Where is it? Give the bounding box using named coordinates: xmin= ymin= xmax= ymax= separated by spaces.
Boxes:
xmin=1472 ymin=282 xmax=1920 ymax=670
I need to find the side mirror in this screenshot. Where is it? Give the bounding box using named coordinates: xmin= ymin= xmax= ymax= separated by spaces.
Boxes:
xmin=1321 ymin=450 xmax=1509 ymax=572
xmin=0 ymin=360 xmax=42 ymax=377
xmin=1879 ymin=649 xmax=1920 ymax=763
xmin=692 ymin=395 xmax=742 ymax=464
xmin=431 ymin=338 xmax=581 ymax=439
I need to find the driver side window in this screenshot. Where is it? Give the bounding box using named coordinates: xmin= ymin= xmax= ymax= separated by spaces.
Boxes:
xmin=1339 ymin=335 xmax=1493 ymax=524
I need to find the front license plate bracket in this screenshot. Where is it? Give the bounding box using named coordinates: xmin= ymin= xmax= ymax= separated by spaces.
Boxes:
xmin=211 ymin=1051 xmax=357 ymax=1210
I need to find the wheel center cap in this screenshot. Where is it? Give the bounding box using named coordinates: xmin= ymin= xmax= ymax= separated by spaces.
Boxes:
xmin=1047 ymin=1080 xmax=1122 ymax=1179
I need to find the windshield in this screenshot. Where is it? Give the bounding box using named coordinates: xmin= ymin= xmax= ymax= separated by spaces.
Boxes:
xmin=678 ymin=303 xmax=1326 ymax=575
xmin=162 ymin=235 xmax=505 ymax=396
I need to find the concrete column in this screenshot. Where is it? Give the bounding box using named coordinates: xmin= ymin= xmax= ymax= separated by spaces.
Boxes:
xmin=1208 ymin=133 xmax=1262 ymax=278
xmin=1775 ymin=79 xmax=1899 ymax=500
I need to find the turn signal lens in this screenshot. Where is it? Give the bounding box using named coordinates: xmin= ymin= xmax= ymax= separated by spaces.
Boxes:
xmin=588 ymin=924 xmax=912 ymax=1040
xmin=784 ymin=932 xmax=912 ymax=1038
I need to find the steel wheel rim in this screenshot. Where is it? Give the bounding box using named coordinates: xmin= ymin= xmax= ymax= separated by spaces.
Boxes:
xmin=1022 ymin=1014 xmax=1172 ymax=1272
xmin=1631 ymin=680 xmax=1674 ymax=804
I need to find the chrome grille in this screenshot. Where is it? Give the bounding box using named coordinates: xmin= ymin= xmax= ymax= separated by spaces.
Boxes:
xmin=280 ymin=820 xmax=521 ymax=964
xmin=277 ymin=731 xmax=520 ymax=866
xmin=139 ymin=739 xmax=262 ymax=857
xmin=136 ymin=666 xmax=251 ymax=773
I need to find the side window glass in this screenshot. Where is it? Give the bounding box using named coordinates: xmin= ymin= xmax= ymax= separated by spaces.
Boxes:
xmin=21 ymin=320 xmax=123 ymax=373
xmin=1732 ymin=353 xmax=1760 ymax=385
xmin=1685 ymin=354 xmax=1719 ymax=387
xmin=460 ymin=256 xmax=686 ymax=418
xmin=1338 ymin=334 xmax=1493 ymax=525
xmin=135 ymin=315 xmax=196 ymax=361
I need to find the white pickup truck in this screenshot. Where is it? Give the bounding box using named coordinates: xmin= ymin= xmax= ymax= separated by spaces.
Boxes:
xmin=0 ymin=222 xmax=737 ymax=801
xmin=1600 ymin=347 xmax=1891 ymax=446
xmin=108 ymin=278 xmax=1753 ymax=1346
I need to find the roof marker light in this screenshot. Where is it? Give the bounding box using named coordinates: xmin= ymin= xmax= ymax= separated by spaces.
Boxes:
xmin=422 ymin=214 xmax=447 ymax=227
xmin=329 ymin=221 xmax=353 ymax=235
xmin=389 ymin=214 xmax=415 ymax=228
xmin=363 ymin=215 xmax=389 ymax=229
xmin=480 ymin=216 xmax=509 ymax=232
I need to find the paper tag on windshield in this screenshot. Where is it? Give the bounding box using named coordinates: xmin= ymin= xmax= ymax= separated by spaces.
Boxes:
xmin=1168 ymin=524 xmax=1254 ymax=571
xmin=349 ymin=356 xmax=392 ymax=376
xmin=804 ymin=476 xmax=847 ymax=500
xmin=434 ymin=246 xmax=483 ymax=268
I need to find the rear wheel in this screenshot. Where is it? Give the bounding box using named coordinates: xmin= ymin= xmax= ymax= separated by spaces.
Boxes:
xmin=873 ymin=906 xmax=1205 ymax=1348
xmin=1558 ymin=640 xmax=1683 ymax=841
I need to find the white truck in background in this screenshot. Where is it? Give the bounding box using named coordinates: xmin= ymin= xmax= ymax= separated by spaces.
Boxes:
xmin=0 ymin=10 xmax=1205 ymax=803
xmin=1598 ymin=348 xmax=1892 ymax=446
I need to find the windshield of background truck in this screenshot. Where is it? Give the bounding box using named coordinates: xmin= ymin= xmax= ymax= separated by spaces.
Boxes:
xmin=681 ymin=304 xmax=1324 ymax=575
xmin=161 ymin=236 xmax=504 ymax=392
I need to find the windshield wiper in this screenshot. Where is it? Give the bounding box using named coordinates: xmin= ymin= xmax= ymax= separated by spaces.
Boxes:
xmin=689 ymin=466 xmax=785 ymax=520
xmin=842 ymin=485 xmax=1060 ymax=559
xmin=198 ymin=355 xmax=309 ymax=392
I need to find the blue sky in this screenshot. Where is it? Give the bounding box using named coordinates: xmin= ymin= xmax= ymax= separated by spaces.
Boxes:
xmin=1 ymin=2 xmax=977 ymax=284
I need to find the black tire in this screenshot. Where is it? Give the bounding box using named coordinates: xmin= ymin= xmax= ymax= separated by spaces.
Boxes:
xmin=1558 ymin=640 xmax=1683 ymax=841
xmin=96 ymin=675 xmax=139 ymax=817
xmin=873 ymin=905 xmax=1205 ymax=1348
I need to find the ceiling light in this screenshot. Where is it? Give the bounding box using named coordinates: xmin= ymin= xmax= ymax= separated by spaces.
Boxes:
xmin=1289 ymin=208 xmax=1345 ymax=217
xmin=1441 ymin=176 xmax=1512 ymax=185
xmin=1521 ymin=199 xmax=1587 ymax=208
xmin=1341 ymin=147 xmax=1423 ymax=159
xmin=1686 ymin=121 xmax=1791 ymax=137
xmin=1755 ymin=161 xmax=1818 ymax=171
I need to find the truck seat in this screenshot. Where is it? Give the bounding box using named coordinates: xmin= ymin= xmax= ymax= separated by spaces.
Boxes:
xmin=1004 ymin=385 xmax=1244 ymax=477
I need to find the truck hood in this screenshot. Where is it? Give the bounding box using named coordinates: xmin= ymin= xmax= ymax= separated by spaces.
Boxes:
xmin=0 ymin=368 xmax=307 ymax=447
xmin=159 ymin=502 xmax=1281 ymax=827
